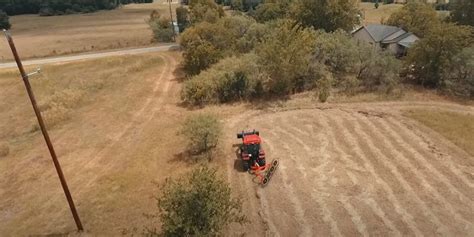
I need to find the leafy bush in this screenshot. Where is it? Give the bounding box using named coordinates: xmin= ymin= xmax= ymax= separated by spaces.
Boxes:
xmin=253 ymin=1 xmax=288 ymax=23
xmin=256 ymin=19 xmax=317 ymax=95
xmin=315 ymin=66 xmax=333 ymax=102
xmin=176 ymin=6 xmax=189 ymax=33
xmin=406 ymin=23 xmax=473 ymax=87
xmin=289 ymin=0 xmax=361 ymax=32
xmin=149 ymin=166 xmax=246 ymax=237
xmin=385 ymin=1 xmax=439 ymax=38
xmin=182 ymin=54 xmax=263 ymax=105
xmin=148 ymin=17 xmax=175 ymax=42
xmin=180 ymin=113 xmax=222 ymax=156
xmin=441 ymin=46 xmax=474 ymax=98
xmin=449 ymin=0 xmax=474 ymax=27
xmin=189 ymin=0 xmax=224 ymax=24
xmin=313 ymin=30 xmax=401 ymax=94
xmin=0 ymin=10 xmax=10 ymax=30
xmin=180 ymin=15 xmax=263 ymax=75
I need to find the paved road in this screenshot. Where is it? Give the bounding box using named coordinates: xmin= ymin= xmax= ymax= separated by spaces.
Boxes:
xmin=0 ymin=44 xmax=179 ymax=69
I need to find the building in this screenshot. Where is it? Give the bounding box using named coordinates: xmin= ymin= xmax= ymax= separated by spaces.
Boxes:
xmin=352 ymin=24 xmax=419 ymax=57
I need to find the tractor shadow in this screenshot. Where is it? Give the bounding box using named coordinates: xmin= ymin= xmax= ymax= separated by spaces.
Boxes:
xmin=232 ymin=144 xmax=246 ymax=173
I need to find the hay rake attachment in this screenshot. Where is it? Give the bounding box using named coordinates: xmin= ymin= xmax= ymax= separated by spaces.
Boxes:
xmin=251 ymin=159 xmax=279 ymax=186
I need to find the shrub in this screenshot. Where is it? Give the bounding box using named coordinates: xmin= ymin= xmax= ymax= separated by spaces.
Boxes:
xmin=180 ymin=113 xmax=222 ymax=156
xmin=149 ymin=166 xmax=245 ymax=236
xmin=358 ymin=51 xmax=401 ymax=94
xmin=255 ymin=19 xmax=317 ymax=95
xmin=0 ymin=142 xmax=9 ymax=158
xmin=180 ymin=15 xmax=261 ymax=75
xmin=289 ymin=0 xmax=361 ymax=32
xmin=313 ymin=30 xmax=402 ymax=94
xmin=0 ymin=10 xmax=11 ymax=30
xmin=315 ymin=66 xmax=333 ymax=102
xmin=39 ymin=6 xmax=55 ymax=16
xmin=253 ymin=1 xmax=287 ymax=23
xmin=181 ymin=54 xmax=262 ymax=105
xmin=406 ymin=23 xmax=473 ymax=87
xmin=149 ymin=16 xmax=175 ymax=42
xmin=385 ymin=1 xmax=440 ymax=38
xmin=441 ymin=46 xmax=474 ymax=98
xmin=176 ymin=6 xmax=189 ymax=33
xmin=449 ymin=0 xmax=474 ymax=27
xmin=189 ymin=0 xmax=224 ymax=24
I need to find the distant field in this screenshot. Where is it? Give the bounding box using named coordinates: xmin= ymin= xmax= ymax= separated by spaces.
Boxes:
xmin=359 ymin=2 xmax=403 ymax=24
xmin=405 ymin=109 xmax=474 ymax=157
xmin=360 ymin=2 xmax=451 ymax=25
xmin=0 ymin=1 xmax=177 ymax=62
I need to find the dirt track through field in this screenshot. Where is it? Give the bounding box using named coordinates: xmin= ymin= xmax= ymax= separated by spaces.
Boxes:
xmin=225 ymin=105 xmax=474 ymax=236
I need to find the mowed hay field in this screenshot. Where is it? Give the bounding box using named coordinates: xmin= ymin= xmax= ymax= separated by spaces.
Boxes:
xmin=0 ymin=1 xmax=176 ymax=62
xmin=224 ymin=102 xmax=474 ymax=236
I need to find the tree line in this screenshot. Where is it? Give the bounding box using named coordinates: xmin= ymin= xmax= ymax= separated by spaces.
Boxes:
xmin=164 ymin=0 xmax=473 ymax=105
xmin=0 ymin=0 xmax=153 ymax=16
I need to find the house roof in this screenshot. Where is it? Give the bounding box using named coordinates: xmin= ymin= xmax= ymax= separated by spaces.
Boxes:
xmin=397 ymin=34 xmax=419 ymax=48
xmin=365 ymin=24 xmax=403 ymax=42
xmin=352 ymin=24 xmax=419 ymax=48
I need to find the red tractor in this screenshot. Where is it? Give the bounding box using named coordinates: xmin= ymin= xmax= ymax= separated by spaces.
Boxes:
xmin=237 ymin=130 xmax=278 ymax=185
xmin=237 ymin=130 xmax=266 ymax=171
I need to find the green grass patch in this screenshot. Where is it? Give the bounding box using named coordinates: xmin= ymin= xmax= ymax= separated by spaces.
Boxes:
xmin=405 ymin=109 xmax=474 ymax=156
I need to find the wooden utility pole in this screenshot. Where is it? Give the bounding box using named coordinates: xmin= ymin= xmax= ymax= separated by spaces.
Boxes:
xmin=2 ymin=29 xmax=84 ymax=232
xmin=168 ymin=0 xmax=177 ymax=41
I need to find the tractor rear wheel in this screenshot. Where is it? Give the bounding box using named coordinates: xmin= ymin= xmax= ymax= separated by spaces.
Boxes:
xmin=243 ymin=160 xmax=249 ymax=172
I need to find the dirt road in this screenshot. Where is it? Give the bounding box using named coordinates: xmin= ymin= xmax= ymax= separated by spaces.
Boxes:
xmin=0 ymin=44 xmax=178 ymax=69
xmin=225 ymin=103 xmax=474 ymax=236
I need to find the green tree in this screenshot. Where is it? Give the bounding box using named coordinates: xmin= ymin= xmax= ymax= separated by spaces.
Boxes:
xmin=181 ymin=54 xmax=263 ymax=105
xmin=176 ymin=6 xmax=189 ymax=33
xmin=289 ymin=0 xmax=360 ymax=32
xmin=180 ymin=113 xmax=222 ymax=155
xmin=449 ymin=0 xmax=474 ymax=27
xmin=406 ymin=23 xmax=474 ymax=87
xmin=189 ymin=0 xmax=224 ymax=24
xmin=256 ymin=19 xmax=317 ymax=94
xmin=385 ymin=1 xmax=439 ymax=37
xmin=180 ymin=15 xmax=261 ymax=75
xmin=148 ymin=16 xmax=175 ymax=42
xmin=253 ymin=0 xmax=288 ymax=22
xmin=150 ymin=167 xmax=246 ymax=237
xmin=0 ymin=10 xmax=11 ymax=30
xmin=441 ymin=46 xmax=474 ymax=98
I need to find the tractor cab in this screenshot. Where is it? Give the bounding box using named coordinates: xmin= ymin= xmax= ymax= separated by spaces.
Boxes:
xmin=237 ymin=131 xmax=266 ymax=171
xmin=236 ymin=130 xmax=279 ymax=186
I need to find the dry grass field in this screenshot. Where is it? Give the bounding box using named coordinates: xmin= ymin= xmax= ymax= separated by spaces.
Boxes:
xmin=0 ymin=51 xmax=473 ymax=235
xmin=0 ymin=1 xmax=177 ymax=62
xmin=359 ymin=2 xmax=402 ymax=24
xmin=0 ymin=51 xmax=191 ymax=235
